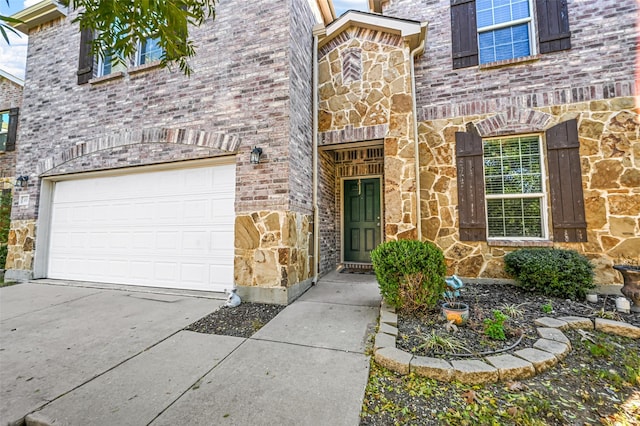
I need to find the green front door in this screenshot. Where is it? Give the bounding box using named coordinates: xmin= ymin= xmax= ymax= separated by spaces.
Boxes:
xmin=344 ymin=178 xmax=381 ymax=263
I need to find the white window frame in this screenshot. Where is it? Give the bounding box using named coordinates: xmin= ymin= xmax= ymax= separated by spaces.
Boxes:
xmin=135 ymin=37 xmax=163 ymax=66
xmin=0 ymin=110 xmax=8 ymax=151
xmin=476 ymin=0 xmax=537 ymax=63
xmin=483 ymin=133 xmax=548 ymax=240
xmin=97 ymin=52 xmax=127 ymax=77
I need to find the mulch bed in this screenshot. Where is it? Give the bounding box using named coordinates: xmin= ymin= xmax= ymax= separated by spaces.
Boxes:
xmin=361 ymin=283 xmax=640 ymax=425
xmin=397 ymin=283 xmax=640 ymax=358
xmin=185 ymin=302 xmax=285 ymax=338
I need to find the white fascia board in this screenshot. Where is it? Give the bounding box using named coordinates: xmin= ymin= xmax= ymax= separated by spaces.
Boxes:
xmin=320 ymin=10 xmax=426 ymax=50
xmin=0 ymin=68 xmax=24 ymax=87
xmin=11 ymin=0 xmax=67 ymax=34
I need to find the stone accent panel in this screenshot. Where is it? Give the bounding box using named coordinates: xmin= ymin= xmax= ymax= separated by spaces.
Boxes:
xmin=5 ymin=219 xmax=36 ymax=272
xmin=417 ymin=98 xmax=639 ymax=284
xmin=234 ymin=210 xmax=312 ymax=289
xmin=317 ymin=26 xmax=418 ymax=243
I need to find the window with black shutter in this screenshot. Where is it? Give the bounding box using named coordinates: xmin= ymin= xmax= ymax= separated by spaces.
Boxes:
xmin=0 ymin=108 xmax=18 ymax=152
xmin=450 ymin=0 xmax=571 ymax=69
xmin=455 ymin=119 xmax=586 ymax=243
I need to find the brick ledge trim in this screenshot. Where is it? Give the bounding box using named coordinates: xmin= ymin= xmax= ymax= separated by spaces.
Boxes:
xmin=419 ymin=81 xmax=637 ymax=122
xmin=37 ymin=127 xmax=240 ymax=175
xmin=319 ymin=124 xmax=388 ymax=146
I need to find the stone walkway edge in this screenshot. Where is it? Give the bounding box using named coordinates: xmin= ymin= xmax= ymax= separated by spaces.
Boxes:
xmin=373 ymin=302 xmax=640 ymax=385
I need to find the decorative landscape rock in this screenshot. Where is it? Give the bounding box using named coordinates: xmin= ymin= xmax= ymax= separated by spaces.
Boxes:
xmin=534 ymin=317 xmax=569 ymax=330
xmin=513 ymin=348 xmax=559 ymax=373
xmin=379 ymin=309 xmax=398 ymax=326
xmin=451 ymin=360 xmax=499 ymax=384
xmin=374 ymin=332 xmax=396 ymax=351
xmin=558 ymin=316 xmax=594 ymax=330
xmin=536 ymin=328 xmax=572 ymax=347
xmin=410 ymin=356 xmax=453 ymax=382
xmin=485 ymin=354 xmax=536 ymax=381
xmin=533 ymin=338 xmax=571 ymax=360
xmin=595 ymin=318 xmax=640 ymax=339
xmin=374 ymin=347 xmax=412 ymax=375
xmin=378 ymin=323 xmax=398 ymax=336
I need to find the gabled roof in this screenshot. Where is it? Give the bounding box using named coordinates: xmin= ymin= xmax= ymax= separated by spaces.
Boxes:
xmin=10 ymin=0 xmax=67 ymax=34
xmin=318 ymin=10 xmax=426 ymax=51
xmin=0 ymin=68 xmax=24 ymax=87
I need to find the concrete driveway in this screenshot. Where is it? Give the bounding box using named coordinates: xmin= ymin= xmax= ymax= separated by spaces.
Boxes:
xmin=1 ymin=273 xmax=380 ymax=426
xmin=0 ymin=282 xmax=226 ymax=425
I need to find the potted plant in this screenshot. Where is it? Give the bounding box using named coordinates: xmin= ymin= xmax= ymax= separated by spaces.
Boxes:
xmin=613 ymin=261 xmax=640 ymax=313
xmin=441 ymin=275 xmax=469 ymax=325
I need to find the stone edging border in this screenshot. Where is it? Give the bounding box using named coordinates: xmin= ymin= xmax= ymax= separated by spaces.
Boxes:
xmin=373 ymin=301 xmax=640 ymax=384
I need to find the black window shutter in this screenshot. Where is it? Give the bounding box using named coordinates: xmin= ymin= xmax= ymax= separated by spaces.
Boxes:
xmin=546 ymin=119 xmax=586 ymax=242
xmin=456 ymin=131 xmax=486 ymax=241
xmin=77 ymin=27 xmax=94 ymax=84
xmin=536 ymin=0 xmax=571 ymax=54
xmin=6 ymin=107 xmax=18 ymax=152
xmin=450 ymin=0 xmax=478 ymax=69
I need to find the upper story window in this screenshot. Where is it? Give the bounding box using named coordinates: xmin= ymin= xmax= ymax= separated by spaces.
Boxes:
xmin=98 ymin=52 xmax=127 ymax=77
xmin=137 ymin=37 xmax=163 ymax=65
xmin=450 ymin=0 xmax=571 ymax=69
xmin=0 ymin=111 xmax=8 ymax=151
xmin=476 ymin=0 xmax=533 ymax=64
xmin=0 ymin=109 xmax=18 ymax=152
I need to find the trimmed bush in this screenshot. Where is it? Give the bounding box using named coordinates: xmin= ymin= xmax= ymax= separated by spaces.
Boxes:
xmin=504 ymin=248 xmax=595 ymax=301
xmin=371 ymin=240 xmax=446 ymax=311
xmin=0 ymin=190 xmax=11 ymax=269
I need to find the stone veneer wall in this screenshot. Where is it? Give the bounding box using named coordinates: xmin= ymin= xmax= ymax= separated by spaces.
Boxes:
xmin=318 ymin=27 xmax=418 ymax=242
xmin=377 ymin=0 xmax=638 ymax=285
xmin=234 ymin=211 xmax=312 ymax=289
xmin=418 ymin=98 xmax=639 ymax=284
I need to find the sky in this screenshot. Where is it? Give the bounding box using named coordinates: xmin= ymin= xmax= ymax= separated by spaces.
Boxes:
xmin=0 ymin=0 xmax=370 ymax=81
xmin=0 ymin=0 xmax=39 ymax=81
xmin=333 ymin=0 xmax=369 ymax=16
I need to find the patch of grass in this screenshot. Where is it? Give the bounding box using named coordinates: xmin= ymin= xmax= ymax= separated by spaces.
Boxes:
xmin=500 ymin=303 xmax=525 ymax=318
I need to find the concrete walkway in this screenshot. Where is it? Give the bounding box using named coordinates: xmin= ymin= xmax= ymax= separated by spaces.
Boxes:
xmin=0 ymin=271 xmax=380 ymax=426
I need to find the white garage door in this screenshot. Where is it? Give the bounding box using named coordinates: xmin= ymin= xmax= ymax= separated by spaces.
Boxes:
xmin=47 ymin=163 xmax=236 ymax=292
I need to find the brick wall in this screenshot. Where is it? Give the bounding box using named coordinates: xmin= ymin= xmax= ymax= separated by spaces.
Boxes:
xmin=318 ymin=149 xmax=337 ymax=274
xmin=382 ymin=0 xmax=637 ymax=118
xmin=0 ymin=77 xmax=23 ymax=180
xmin=13 ymin=0 xmax=316 ymax=222
xmin=288 ymin=0 xmax=315 ymax=215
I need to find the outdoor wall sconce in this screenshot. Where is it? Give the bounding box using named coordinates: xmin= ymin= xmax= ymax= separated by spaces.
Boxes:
xmin=250 ymin=146 xmax=263 ymax=164
xmin=15 ymin=175 xmax=29 ymax=188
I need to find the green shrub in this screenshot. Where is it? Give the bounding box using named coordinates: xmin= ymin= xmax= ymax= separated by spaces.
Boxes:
xmin=0 ymin=190 xmax=11 ymax=269
xmin=370 ymin=240 xmax=446 ymax=310
xmin=504 ymin=248 xmax=595 ymax=300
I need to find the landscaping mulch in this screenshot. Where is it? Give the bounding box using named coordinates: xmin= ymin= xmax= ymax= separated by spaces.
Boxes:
xmin=361 ymin=283 xmax=640 ymax=425
xmin=397 ymin=283 xmax=640 ymax=358
xmin=185 ymin=302 xmax=285 ymax=338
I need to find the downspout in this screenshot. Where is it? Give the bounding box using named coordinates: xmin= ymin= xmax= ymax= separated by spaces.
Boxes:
xmin=410 ymin=23 xmax=428 ymax=241
xmin=312 ymin=24 xmax=324 ymax=283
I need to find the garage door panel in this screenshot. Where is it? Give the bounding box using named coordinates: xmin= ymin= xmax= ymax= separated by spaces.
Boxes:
xmin=47 ymin=163 xmax=235 ymax=292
